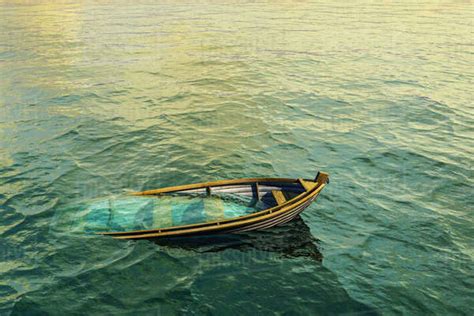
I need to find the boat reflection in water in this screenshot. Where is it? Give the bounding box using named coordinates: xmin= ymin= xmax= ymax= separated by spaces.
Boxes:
xmin=153 ymin=215 xmax=323 ymax=262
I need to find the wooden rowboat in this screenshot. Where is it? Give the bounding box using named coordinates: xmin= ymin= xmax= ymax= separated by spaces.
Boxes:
xmin=99 ymin=172 xmax=329 ymax=240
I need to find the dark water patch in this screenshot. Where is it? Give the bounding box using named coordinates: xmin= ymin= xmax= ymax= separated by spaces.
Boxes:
xmin=9 ymin=242 xmax=195 ymax=314
xmin=186 ymin=77 xmax=238 ymax=91
xmin=384 ymin=79 xmax=426 ymax=88
xmin=135 ymin=70 xmax=175 ymax=78
xmin=46 ymin=94 xmax=85 ymax=106
xmin=0 ymin=205 xmax=25 ymax=235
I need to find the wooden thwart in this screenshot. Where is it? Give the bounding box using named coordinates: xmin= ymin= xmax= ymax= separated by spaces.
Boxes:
xmin=272 ymin=190 xmax=287 ymax=206
xmin=253 ymin=182 xmax=260 ymax=201
xmin=298 ymin=178 xmax=316 ymax=191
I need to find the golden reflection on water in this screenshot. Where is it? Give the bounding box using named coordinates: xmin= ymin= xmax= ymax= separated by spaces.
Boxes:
xmin=1 ymin=0 xmax=472 ymax=166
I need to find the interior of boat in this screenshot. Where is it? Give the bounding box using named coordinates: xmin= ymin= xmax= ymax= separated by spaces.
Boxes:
xmin=51 ymin=178 xmax=320 ymax=234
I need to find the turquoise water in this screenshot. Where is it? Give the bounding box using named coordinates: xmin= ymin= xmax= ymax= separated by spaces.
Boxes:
xmin=1 ymin=1 xmax=473 ymax=314
xmin=52 ymin=195 xmax=260 ymax=233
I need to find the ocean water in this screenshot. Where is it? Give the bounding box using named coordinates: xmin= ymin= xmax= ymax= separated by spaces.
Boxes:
xmin=0 ymin=1 xmax=473 ymax=315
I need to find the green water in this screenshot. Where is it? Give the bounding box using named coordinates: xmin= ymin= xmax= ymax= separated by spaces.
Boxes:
xmin=1 ymin=1 xmax=473 ymax=315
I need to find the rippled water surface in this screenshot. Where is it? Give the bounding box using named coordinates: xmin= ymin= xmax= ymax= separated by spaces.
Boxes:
xmin=1 ymin=1 xmax=473 ymax=314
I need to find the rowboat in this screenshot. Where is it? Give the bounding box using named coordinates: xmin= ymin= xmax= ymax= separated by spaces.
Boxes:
xmin=98 ymin=171 xmax=329 ymax=240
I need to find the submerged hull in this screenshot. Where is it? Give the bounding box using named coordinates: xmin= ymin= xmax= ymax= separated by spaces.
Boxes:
xmin=100 ymin=172 xmax=329 ymax=240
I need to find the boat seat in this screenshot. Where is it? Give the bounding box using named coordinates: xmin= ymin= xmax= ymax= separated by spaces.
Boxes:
xmin=272 ymin=190 xmax=287 ymax=206
xmin=298 ymin=178 xmax=316 ymax=191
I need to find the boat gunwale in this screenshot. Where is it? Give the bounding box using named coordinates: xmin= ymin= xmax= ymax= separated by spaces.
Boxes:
xmin=99 ymin=176 xmax=327 ymax=238
xmin=130 ymin=177 xmax=303 ymax=196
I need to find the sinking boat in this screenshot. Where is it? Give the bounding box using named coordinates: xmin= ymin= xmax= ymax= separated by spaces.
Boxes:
xmin=96 ymin=171 xmax=329 ymax=240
